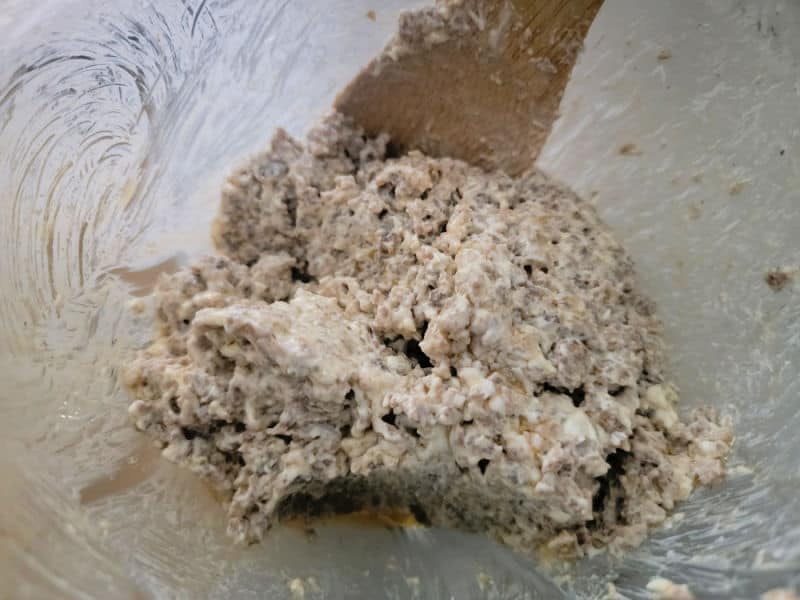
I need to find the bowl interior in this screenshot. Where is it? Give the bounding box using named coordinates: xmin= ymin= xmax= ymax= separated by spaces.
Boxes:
xmin=1 ymin=1 xmax=799 ymax=598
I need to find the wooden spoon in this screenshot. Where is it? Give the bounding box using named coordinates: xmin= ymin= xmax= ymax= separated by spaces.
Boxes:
xmin=335 ymin=0 xmax=603 ymax=175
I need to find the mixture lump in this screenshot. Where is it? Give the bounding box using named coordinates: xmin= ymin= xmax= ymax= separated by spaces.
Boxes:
xmin=123 ymin=112 xmax=731 ymax=557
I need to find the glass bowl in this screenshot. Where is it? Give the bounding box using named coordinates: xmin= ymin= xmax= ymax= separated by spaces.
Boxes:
xmin=1 ymin=1 xmax=798 ymax=598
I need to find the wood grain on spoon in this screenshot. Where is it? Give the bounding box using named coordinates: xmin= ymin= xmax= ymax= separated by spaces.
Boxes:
xmin=335 ymin=0 xmax=602 ymax=175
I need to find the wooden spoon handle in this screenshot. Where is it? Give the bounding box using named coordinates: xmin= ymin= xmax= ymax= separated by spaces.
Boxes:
xmin=335 ymin=0 xmax=603 ymax=175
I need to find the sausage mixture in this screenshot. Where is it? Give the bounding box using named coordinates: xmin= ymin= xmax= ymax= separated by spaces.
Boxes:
xmin=123 ymin=113 xmax=731 ymax=557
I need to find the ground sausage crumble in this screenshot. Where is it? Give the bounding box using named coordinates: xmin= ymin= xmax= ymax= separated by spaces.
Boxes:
xmin=123 ymin=113 xmax=731 ymax=557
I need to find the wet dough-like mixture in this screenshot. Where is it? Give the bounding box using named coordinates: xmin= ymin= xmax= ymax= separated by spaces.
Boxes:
xmin=124 ymin=113 xmax=731 ymax=557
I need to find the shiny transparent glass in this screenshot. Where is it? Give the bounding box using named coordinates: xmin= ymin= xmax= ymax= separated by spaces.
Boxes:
xmin=1 ymin=1 xmax=798 ymax=598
